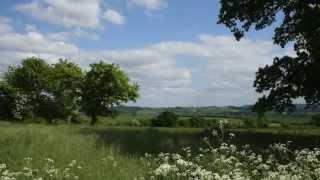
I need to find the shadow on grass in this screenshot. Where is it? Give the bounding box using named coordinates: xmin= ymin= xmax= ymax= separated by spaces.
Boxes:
xmin=80 ymin=127 xmax=206 ymax=155
xmin=79 ymin=127 xmax=320 ymax=156
xmin=230 ymin=130 xmax=320 ymax=150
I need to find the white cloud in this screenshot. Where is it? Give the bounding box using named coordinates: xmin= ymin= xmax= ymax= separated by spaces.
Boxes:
xmin=0 ymin=31 xmax=79 ymax=55
xmin=103 ymin=8 xmax=125 ymax=25
xmin=15 ymin=0 xmax=101 ymax=28
xmin=0 ymin=17 xmax=13 ymax=33
xmin=23 ymin=24 xmax=98 ymax=41
xmin=128 ymin=0 xmax=167 ymax=11
xmin=0 ymin=18 xmax=79 ymax=68
xmin=24 ymin=24 xmax=38 ymax=32
xmin=47 ymin=29 xmax=99 ymax=41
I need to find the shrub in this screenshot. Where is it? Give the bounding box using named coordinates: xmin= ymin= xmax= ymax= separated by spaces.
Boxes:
xmin=177 ymin=119 xmax=190 ymax=127
xmin=189 ymin=116 xmax=204 ymax=127
xmin=204 ymin=118 xmax=219 ymax=128
xmin=151 ymin=111 xmax=178 ymax=127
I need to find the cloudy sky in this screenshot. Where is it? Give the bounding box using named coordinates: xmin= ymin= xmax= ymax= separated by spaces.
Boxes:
xmin=0 ymin=0 xmax=292 ymax=107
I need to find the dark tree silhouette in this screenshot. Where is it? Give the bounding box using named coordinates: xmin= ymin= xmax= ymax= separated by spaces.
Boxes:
xmin=151 ymin=111 xmax=179 ymax=127
xmin=218 ymin=0 xmax=320 ymax=112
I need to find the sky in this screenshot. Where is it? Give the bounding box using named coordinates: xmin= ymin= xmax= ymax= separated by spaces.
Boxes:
xmin=0 ymin=0 xmax=293 ymax=107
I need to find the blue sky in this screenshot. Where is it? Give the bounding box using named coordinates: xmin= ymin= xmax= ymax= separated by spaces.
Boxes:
xmin=0 ymin=0 xmax=291 ymax=107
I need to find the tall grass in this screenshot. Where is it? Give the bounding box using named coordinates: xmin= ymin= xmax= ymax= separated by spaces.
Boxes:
xmin=1 ymin=121 xmax=320 ymax=179
xmin=0 ymin=122 xmax=146 ymax=179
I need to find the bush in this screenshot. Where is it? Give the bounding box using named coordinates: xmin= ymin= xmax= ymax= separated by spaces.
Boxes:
xmin=177 ymin=119 xmax=190 ymax=127
xmin=189 ymin=116 xmax=204 ymax=127
xmin=204 ymin=118 xmax=219 ymax=128
xmin=311 ymin=114 xmax=320 ymax=127
xmin=151 ymin=111 xmax=178 ymax=127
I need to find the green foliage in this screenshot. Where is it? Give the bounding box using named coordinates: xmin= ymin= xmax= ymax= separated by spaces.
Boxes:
xmin=50 ymin=60 xmax=84 ymax=120
xmin=33 ymin=93 xmax=64 ymax=123
xmin=81 ymin=61 xmax=139 ymax=125
xmin=151 ymin=111 xmax=178 ymax=127
xmin=177 ymin=118 xmax=190 ymax=127
xmin=0 ymin=82 xmax=17 ymax=120
xmin=189 ymin=116 xmax=204 ymax=128
xmin=3 ymin=58 xmax=85 ymax=122
xmin=2 ymin=58 xmax=139 ymax=124
xmin=204 ymin=118 xmax=219 ymax=128
xmin=4 ymin=58 xmax=53 ymax=120
xmin=218 ymin=0 xmax=320 ymax=112
xmin=189 ymin=117 xmax=219 ymax=128
xmin=5 ymin=57 xmax=51 ymax=96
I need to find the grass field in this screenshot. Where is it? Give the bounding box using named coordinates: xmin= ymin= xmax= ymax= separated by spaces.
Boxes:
xmin=0 ymin=122 xmax=147 ymax=179
xmin=1 ymin=121 xmax=320 ymax=179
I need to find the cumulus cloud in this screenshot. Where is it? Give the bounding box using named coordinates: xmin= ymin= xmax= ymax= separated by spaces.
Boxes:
xmin=144 ymin=35 xmax=288 ymax=105
xmin=47 ymin=29 xmax=99 ymax=41
xmin=0 ymin=17 xmax=13 ymax=33
xmin=0 ymin=18 xmax=79 ymax=68
xmin=128 ymin=0 xmax=167 ymax=11
xmin=0 ymin=31 xmax=79 ymax=55
xmin=14 ymin=0 xmax=101 ymax=28
xmin=0 ymin=17 xmax=291 ymax=106
xmin=102 ymin=8 xmax=125 ymax=25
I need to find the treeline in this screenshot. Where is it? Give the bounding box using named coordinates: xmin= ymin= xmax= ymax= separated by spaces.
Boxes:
xmin=0 ymin=57 xmax=139 ymax=125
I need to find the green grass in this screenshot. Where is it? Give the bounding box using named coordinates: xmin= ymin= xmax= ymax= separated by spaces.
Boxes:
xmin=0 ymin=122 xmax=146 ymax=179
xmin=0 ymin=120 xmax=320 ymax=179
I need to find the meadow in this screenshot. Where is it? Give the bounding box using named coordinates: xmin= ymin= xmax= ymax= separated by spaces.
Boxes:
xmin=1 ymin=118 xmax=320 ymax=179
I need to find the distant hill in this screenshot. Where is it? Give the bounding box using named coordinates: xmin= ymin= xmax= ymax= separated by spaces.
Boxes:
xmin=116 ymin=104 xmax=320 ymax=117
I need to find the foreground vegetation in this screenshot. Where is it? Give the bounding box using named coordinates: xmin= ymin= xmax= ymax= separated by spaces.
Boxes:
xmin=0 ymin=122 xmax=146 ymax=180
xmin=0 ymin=121 xmax=320 ymax=179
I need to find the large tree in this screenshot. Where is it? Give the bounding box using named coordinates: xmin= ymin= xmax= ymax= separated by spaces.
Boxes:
xmin=4 ymin=58 xmax=84 ymax=122
xmin=5 ymin=57 xmax=52 ymax=119
xmin=218 ymin=0 xmax=320 ymax=112
xmin=81 ymin=61 xmax=139 ymax=125
xmin=50 ymin=60 xmax=84 ymax=120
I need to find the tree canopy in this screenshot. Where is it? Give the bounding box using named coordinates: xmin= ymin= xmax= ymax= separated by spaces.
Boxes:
xmin=151 ymin=111 xmax=179 ymax=127
xmin=0 ymin=58 xmax=138 ymax=124
xmin=218 ymin=0 xmax=320 ymax=112
xmin=50 ymin=60 xmax=84 ymax=119
xmin=81 ymin=61 xmax=139 ymax=125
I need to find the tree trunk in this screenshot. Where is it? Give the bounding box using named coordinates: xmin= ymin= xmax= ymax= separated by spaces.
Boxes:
xmin=90 ymin=116 xmax=98 ymax=125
